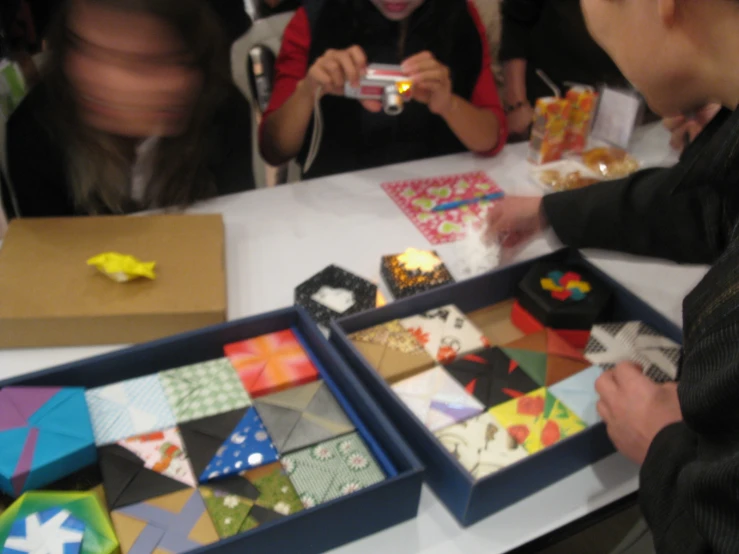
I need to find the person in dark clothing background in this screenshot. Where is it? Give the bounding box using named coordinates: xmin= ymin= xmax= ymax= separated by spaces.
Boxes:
xmin=487 ymin=0 xmax=739 ymax=552
xmin=3 ymin=0 xmax=255 ymax=219
xmin=500 ymin=0 xmax=631 ymax=139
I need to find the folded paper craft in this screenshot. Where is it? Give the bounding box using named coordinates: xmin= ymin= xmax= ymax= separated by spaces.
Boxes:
xmin=294 ymin=266 xmax=377 ymax=327
xmin=349 ymin=320 xmax=435 ymax=383
xmin=380 ymin=249 xmax=455 ymax=299
xmin=391 ymin=366 xmax=485 ymax=432
xmin=435 ymin=412 xmax=528 ymax=480
xmin=199 ymin=408 xmax=279 ymax=483
xmin=443 ymin=348 xmax=540 ymax=408
xmin=548 ymin=365 xmax=603 ymax=426
xmin=111 ymin=489 xmax=218 ymax=554
xmin=3 ymin=508 xmax=85 ymax=554
xmin=200 ymin=462 xmax=303 ymax=538
xmin=585 ymin=322 xmax=680 ymax=382
xmin=254 ymin=381 xmax=355 ymax=454
xmin=400 ymin=305 xmax=488 ymax=364
xmin=500 ymin=330 xmax=590 ymax=387
xmin=490 ymin=388 xmax=587 ymax=454
xmin=178 ymin=409 xmax=248 ymax=480
xmin=466 ymin=300 xmax=526 ymax=347
xmin=85 ymin=376 xmax=176 ymax=445
xmin=158 ymin=358 xmax=251 ymax=424
xmin=0 ymin=387 xmax=96 ymax=497
xmin=99 ymin=428 xmax=198 ymax=511
xmin=223 ymin=330 xmax=320 ymax=398
xmin=281 ymin=433 xmax=384 ymax=509
xmin=0 ymin=492 xmax=119 ymax=554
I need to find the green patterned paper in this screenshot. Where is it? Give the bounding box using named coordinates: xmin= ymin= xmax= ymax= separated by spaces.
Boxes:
xmin=201 ymin=462 xmax=303 ymax=538
xmin=281 ymin=432 xmax=385 ymax=508
xmin=159 ymin=358 xmax=252 ymax=423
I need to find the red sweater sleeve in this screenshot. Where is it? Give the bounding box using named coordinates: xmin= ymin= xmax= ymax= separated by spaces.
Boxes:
xmin=467 ymin=1 xmax=508 ymax=156
xmin=260 ymin=8 xmax=311 ymax=127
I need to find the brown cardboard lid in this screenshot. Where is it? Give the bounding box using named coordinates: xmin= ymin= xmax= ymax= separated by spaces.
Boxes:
xmin=0 ymin=215 xmax=226 ymax=319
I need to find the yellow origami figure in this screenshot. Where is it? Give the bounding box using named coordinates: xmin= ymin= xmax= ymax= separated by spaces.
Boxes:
xmin=87 ymin=252 xmax=157 ymax=283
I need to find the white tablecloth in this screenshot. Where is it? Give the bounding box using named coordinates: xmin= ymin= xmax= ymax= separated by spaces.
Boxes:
xmin=0 ymin=124 xmax=709 ymax=553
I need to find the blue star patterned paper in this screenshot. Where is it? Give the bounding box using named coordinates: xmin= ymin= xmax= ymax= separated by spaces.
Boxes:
xmin=199 ymin=408 xmax=279 ymax=483
xmin=2 ymin=508 xmax=85 ymax=554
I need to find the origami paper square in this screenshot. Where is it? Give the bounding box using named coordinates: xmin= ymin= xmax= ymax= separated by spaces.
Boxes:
xmin=111 ymin=489 xmax=218 ymax=554
xmin=466 ymin=300 xmax=526 ymax=347
xmin=159 ymin=358 xmax=252 ymax=424
xmin=435 ymin=412 xmax=528 ymax=480
xmin=200 ymin=462 xmax=303 ymax=538
xmin=549 ymin=365 xmax=603 ymax=426
xmin=294 ymin=265 xmax=377 ymax=327
xmin=391 ymin=366 xmax=485 ymax=432
xmin=0 ymin=387 xmax=96 ymax=497
xmin=85 ymin=375 xmax=176 ymax=446
xmin=0 ymin=492 xmax=119 ymax=554
xmin=490 ymin=388 xmax=587 ymax=454
xmin=349 ymin=320 xmax=435 ymax=383
xmin=500 ymin=329 xmax=590 ymax=387
xmin=511 ymin=300 xmax=591 ymax=349
xmin=99 ymin=428 xmax=197 ymax=511
xmin=3 ymin=508 xmax=85 ymax=554
xmin=224 ymin=330 xmax=320 ymax=398
xmin=254 ymin=381 xmax=355 ymax=454
xmin=444 ymin=348 xmax=540 ymax=408
xmin=381 ymin=248 xmax=455 ymax=299
xmin=585 ymin=322 xmax=681 ymax=382
xmin=199 ymin=408 xmax=279 ymax=483
xmin=178 ymin=409 xmax=248 ymax=480
xmin=517 ymin=262 xmax=611 ymax=331
xmin=400 ymin=305 xmax=489 ymax=364
xmin=281 ymin=433 xmax=384 ymax=509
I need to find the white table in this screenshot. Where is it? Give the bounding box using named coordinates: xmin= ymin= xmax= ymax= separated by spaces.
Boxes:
xmin=0 ymin=124 xmax=709 ymax=553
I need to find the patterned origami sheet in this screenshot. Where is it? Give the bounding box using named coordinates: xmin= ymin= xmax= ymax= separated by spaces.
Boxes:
xmin=391 ymin=366 xmax=485 ymax=432
xmin=549 ymin=365 xmax=603 ymax=426
xmin=111 ymin=489 xmax=218 ymax=554
xmin=0 ymin=387 xmax=95 ymax=496
xmin=0 ymin=491 xmax=119 ymax=554
xmin=99 ymin=428 xmax=196 ymax=511
xmin=500 ymin=329 xmax=590 ymax=387
xmin=466 ymin=300 xmax=526 ymax=348
xmin=435 ymin=412 xmax=528 ymax=480
xmin=201 ymin=462 xmax=303 ymax=538
xmin=400 ymin=305 xmax=489 ymax=364
xmin=444 ymin=348 xmax=540 ymax=408
xmin=349 ymin=320 xmax=435 ymax=383
xmin=490 ymin=388 xmax=587 ymax=454
xmin=224 ymin=330 xmax=320 ymax=398
xmin=199 ymin=408 xmax=279 ymax=482
xmin=158 ymin=358 xmax=252 ymax=424
xmin=254 ymin=381 xmax=355 ymax=455
xmin=281 ymin=433 xmax=384 ymax=508
xmin=85 ymin=376 xmax=176 ymax=446
xmin=3 ymin=508 xmax=84 ymax=554
xmin=585 ymin=322 xmax=681 ymax=382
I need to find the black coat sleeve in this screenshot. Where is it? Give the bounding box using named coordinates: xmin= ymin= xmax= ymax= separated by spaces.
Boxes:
xmin=500 ymin=0 xmax=546 ymax=61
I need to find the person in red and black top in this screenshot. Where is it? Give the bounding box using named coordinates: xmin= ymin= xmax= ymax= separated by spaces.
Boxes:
xmin=260 ymin=0 xmax=508 ymax=180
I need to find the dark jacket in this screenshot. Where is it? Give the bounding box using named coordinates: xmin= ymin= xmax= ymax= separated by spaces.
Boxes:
xmin=2 ymin=82 xmax=255 ymax=218
xmin=542 ymin=108 xmax=739 ymax=553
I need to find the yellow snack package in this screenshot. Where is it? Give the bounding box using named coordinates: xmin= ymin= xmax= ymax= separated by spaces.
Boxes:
xmin=87 ymin=252 xmax=157 ymax=283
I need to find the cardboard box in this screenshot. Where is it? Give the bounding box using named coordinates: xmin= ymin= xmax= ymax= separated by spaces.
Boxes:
xmin=0 ymin=307 xmax=424 ymax=553
xmin=0 ymin=215 xmax=226 ymax=348
xmin=331 ymin=249 xmax=682 ymax=526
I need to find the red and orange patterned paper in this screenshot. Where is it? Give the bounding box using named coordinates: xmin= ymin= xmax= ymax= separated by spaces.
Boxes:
xmin=224 ymin=330 xmax=320 ymax=398
xmin=529 ymin=98 xmax=573 ymax=165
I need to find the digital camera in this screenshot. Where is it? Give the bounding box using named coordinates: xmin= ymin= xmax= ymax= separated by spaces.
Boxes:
xmin=344 ymin=64 xmax=412 ymax=116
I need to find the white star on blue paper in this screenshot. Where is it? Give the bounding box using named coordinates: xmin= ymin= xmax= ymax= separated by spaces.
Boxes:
xmin=3 ymin=509 xmax=85 ymax=554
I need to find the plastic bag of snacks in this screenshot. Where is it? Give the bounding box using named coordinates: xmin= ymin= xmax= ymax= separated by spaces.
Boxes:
xmin=581 ymin=147 xmax=641 ymax=179
xmin=528 ymin=97 xmax=572 ymax=165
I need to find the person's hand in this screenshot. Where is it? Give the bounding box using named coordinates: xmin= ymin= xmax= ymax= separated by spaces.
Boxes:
xmin=401 ymin=51 xmax=454 ymax=115
xmin=300 ymin=45 xmax=382 ymax=112
xmin=663 ymin=103 xmax=721 ymax=152
xmin=506 ymin=102 xmax=535 ymax=137
xmin=596 ymin=363 xmax=683 ymax=465
xmin=484 ymin=196 xmax=548 ymax=248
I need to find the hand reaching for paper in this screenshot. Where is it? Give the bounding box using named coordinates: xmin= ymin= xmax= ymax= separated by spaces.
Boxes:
xmin=484 ymin=196 xmax=548 ymax=249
